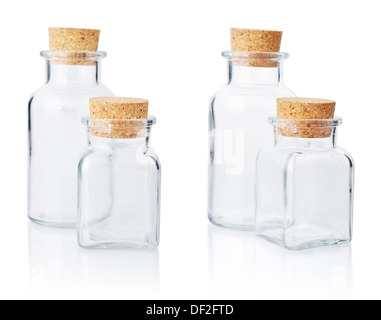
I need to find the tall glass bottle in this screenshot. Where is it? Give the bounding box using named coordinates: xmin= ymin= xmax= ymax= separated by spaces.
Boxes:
xmin=28 ymin=28 xmax=114 ymax=228
xmin=208 ymin=29 xmax=296 ymax=230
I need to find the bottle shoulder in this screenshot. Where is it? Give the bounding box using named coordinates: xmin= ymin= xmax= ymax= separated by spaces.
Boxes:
xmin=210 ymin=84 xmax=296 ymax=112
xmin=144 ymin=146 xmax=161 ymax=170
xmin=258 ymin=145 xmax=354 ymax=169
xmin=335 ymin=147 xmax=355 ymax=168
xmin=79 ymin=145 xmax=160 ymax=170
xmin=212 ymin=83 xmax=295 ymax=97
xmin=30 ymin=83 xmax=114 ymax=98
xmin=29 ymin=84 xmax=114 ymax=113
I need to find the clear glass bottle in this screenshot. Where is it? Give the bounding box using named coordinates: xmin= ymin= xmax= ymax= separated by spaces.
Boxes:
xmin=78 ymin=117 xmax=161 ymax=249
xmin=255 ymin=118 xmax=354 ymax=250
xmin=208 ymin=52 xmax=296 ymax=230
xmin=28 ymin=51 xmax=114 ymax=228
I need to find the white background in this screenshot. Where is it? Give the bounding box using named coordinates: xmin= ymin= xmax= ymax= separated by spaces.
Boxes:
xmin=0 ymin=0 xmax=379 ymax=300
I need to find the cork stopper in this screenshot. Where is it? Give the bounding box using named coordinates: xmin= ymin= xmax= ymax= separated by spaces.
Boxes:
xmin=231 ymin=28 xmax=283 ymax=67
xmin=49 ymin=28 xmax=100 ymax=51
xmin=89 ymin=97 xmax=149 ymax=139
xmin=277 ymin=98 xmax=336 ymax=138
xmin=49 ymin=28 xmax=100 ymax=66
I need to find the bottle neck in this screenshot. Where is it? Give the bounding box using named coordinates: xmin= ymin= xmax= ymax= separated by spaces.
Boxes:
xmin=88 ymin=134 xmax=150 ymax=150
xmin=85 ymin=117 xmax=156 ymax=150
xmin=46 ymin=61 xmax=101 ymax=85
xmin=274 ymin=127 xmax=338 ymax=148
xmin=228 ymin=62 xmax=283 ymax=86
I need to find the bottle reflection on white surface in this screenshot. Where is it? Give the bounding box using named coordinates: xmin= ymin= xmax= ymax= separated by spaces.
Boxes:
xmin=208 ymin=224 xmax=258 ymax=299
xmin=28 ymin=222 xmax=80 ymax=296
xmin=78 ymin=248 xmax=160 ymax=299
xmin=28 ymin=222 xmax=160 ymax=299
xmin=208 ymin=224 xmax=353 ymax=299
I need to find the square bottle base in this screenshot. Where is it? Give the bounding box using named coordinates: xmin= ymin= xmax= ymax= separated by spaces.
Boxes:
xmin=256 ymin=225 xmax=351 ymax=251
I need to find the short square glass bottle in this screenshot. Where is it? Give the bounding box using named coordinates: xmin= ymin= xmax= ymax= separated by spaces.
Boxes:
xmin=78 ymin=116 xmax=161 ymax=249
xmin=255 ymin=116 xmax=354 ymax=250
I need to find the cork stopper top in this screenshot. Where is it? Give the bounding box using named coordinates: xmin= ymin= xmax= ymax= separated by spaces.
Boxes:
xmin=277 ymin=98 xmax=336 ymax=120
xmin=89 ymin=97 xmax=149 ymax=139
xmin=230 ymin=28 xmax=282 ymax=67
xmin=48 ymin=28 xmax=101 ymax=66
xmin=276 ymin=98 xmax=336 ymax=138
xmin=90 ymin=97 xmax=148 ymax=120
xmin=49 ymin=28 xmax=100 ymax=52
xmin=231 ymin=28 xmax=283 ymax=53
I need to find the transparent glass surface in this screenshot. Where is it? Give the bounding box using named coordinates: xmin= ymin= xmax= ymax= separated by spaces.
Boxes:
xmin=255 ymin=118 xmax=354 ymax=250
xmin=28 ymin=51 xmax=114 ymax=228
xmin=209 ymin=52 xmax=296 ymax=230
xmin=78 ymin=117 xmax=161 ymax=249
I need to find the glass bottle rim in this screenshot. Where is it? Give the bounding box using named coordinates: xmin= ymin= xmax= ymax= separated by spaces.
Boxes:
xmin=41 ymin=51 xmax=107 ymax=61
xmin=82 ymin=115 xmax=157 ymax=129
xmin=269 ymin=117 xmax=343 ymax=128
xmin=222 ymin=51 xmax=289 ymax=62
